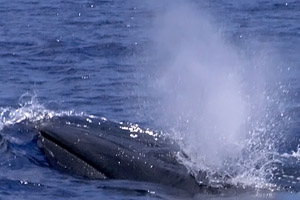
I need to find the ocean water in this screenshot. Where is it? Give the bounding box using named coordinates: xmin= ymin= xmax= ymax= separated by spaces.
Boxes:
xmin=0 ymin=0 xmax=300 ymax=199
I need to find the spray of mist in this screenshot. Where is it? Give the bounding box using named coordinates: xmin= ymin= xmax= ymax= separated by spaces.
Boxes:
xmin=152 ymin=2 xmax=247 ymax=167
xmin=147 ymin=1 xmax=286 ymax=187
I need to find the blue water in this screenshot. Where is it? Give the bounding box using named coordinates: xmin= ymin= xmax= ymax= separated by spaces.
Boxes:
xmin=0 ymin=0 xmax=300 ymax=199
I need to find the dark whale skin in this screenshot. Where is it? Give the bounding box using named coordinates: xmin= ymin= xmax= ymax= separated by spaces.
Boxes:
xmin=37 ymin=116 xmax=207 ymax=194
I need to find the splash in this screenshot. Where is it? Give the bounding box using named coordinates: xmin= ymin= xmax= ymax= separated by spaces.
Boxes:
xmin=0 ymin=93 xmax=83 ymax=132
xmin=148 ymin=1 xmax=288 ymax=189
xmin=282 ymin=145 xmax=300 ymax=161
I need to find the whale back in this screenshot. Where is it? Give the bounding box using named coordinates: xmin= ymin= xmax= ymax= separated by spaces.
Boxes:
xmin=38 ymin=116 xmax=201 ymax=193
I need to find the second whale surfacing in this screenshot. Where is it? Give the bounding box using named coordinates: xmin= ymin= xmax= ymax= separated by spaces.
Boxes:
xmin=37 ymin=116 xmax=227 ymax=194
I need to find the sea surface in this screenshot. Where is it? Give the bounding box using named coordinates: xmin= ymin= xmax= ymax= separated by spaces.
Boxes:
xmin=0 ymin=0 xmax=300 ymax=199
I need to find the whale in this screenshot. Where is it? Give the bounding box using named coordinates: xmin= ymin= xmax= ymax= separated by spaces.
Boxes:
xmin=37 ymin=116 xmax=213 ymax=194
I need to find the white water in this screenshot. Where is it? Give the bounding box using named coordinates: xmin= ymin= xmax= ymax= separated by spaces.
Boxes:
xmin=0 ymin=93 xmax=83 ymax=132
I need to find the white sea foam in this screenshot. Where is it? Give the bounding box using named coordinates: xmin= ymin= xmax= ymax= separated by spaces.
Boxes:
xmin=0 ymin=93 xmax=83 ymax=131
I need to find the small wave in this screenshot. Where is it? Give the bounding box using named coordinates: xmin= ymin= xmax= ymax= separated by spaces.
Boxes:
xmin=0 ymin=92 xmax=85 ymax=132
